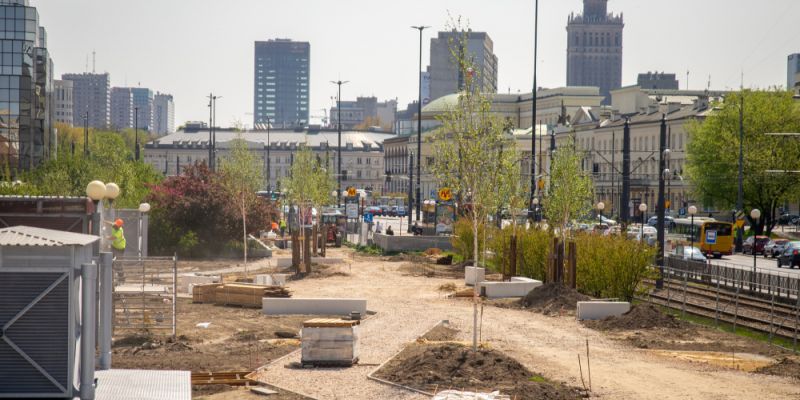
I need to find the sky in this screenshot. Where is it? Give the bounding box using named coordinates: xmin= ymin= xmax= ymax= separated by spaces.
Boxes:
xmin=34 ymin=0 xmax=800 ymax=128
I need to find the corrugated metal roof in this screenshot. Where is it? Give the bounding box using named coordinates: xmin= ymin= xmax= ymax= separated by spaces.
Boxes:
xmin=0 ymin=226 xmax=99 ymax=247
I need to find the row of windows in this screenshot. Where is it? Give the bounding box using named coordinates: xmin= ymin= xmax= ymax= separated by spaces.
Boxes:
xmin=0 ymin=6 xmax=37 ymax=21
xmin=0 ymin=18 xmax=36 ymax=33
xmin=573 ymin=31 xmax=621 ymax=47
xmin=0 ymin=31 xmax=34 ymax=42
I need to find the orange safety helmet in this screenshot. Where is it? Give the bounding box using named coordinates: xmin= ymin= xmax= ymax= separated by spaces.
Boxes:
xmin=114 ymin=219 xmax=124 ymax=228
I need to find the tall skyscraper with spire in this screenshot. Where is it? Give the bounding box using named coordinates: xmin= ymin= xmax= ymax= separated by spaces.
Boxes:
xmin=566 ymin=0 xmax=624 ymax=104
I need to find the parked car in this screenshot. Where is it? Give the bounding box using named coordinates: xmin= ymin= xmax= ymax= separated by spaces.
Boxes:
xmin=742 ymin=235 xmax=771 ymax=255
xmin=776 ymin=241 xmax=800 ymax=268
xmin=380 ymin=205 xmax=392 ymax=216
xmin=764 ymin=239 xmax=790 ymax=258
xmin=778 ymin=214 xmax=800 ymax=225
xmin=396 ymin=206 xmax=408 ymax=217
xmin=647 ymin=216 xmax=676 ymax=229
xmin=389 ymin=206 xmax=398 ymax=217
xmin=674 ymin=246 xmax=707 ymax=262
xmin=365 ymin=206 xmax=382 ymax=216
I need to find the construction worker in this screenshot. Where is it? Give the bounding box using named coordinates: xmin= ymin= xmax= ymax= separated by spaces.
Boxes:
xmin=279 ymin=219 xmax=287 ymax=237
xmin=108 ymin=219 xmax=127 ymax=260
xmin=107 ymin=219 xmax=127 ymax=283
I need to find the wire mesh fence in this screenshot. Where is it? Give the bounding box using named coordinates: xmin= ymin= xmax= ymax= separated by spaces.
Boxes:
xmin=112 ymin=255 xmax=177 ymax=336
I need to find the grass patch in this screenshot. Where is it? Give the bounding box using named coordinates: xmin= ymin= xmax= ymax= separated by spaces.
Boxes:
xmin=639 ymin=300 xmax=798 ymax=350
xmin=354 ymin=244 xmax=383 ymax=256
xmin=529 ymin=375 xmax=547 ymax=383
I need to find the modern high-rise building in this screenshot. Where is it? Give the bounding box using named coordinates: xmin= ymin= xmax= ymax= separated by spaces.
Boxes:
xmin=110 ymin=87 xmax=133 ymax=130
xmin=428 ymin=30 xmax=498 ymax=102
xmin=131 ymin=87 xmax=153 ymax=131
xmin=788 ymin=54 xmax=800 ymax=90
xmin=62 ymin=72 xmax=110 ymax=129
xmin=329 ymin=96 xmax=397 ymax=131
xmin=637 ymin=72 xmax=679 ymax=90
xmin=0 ymin=0 xmax=54 ymax=173
xmin=153 ymin=92 xmax=174 ymax=136
xmin=566 ymin=0 xmax=624 ymax=104
xmin=54 ymin=79 xmax=73 ymax=126
xmin=253 ymin=39 xmax=310 ymax=128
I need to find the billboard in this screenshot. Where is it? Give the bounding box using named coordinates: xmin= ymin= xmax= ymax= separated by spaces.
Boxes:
xmin=345 ymin=196 xmax=360 ymax=219
xmin=421 ymin=72 xmax=431 ymax=105
xmin=435 ymin=201 xmax=456 ymax=235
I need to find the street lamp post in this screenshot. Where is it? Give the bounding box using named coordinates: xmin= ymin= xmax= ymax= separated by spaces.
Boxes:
xmin=751 ymin=208 xmax=761 ymax=291
xmin=639 ymin=203 xmax=648 ymax=242
xmin=688 ymin=206 xmax=698 ymax=255
xmin=84 ymin=112 xmax=89 ymax=157
xmin=532 ymin=197 xmax=540 ymax=225
xmin=331 ymin=80 xmax=349 ymax=208
xmin=138 ymin=203 xmax=151 ymax=261
xmin=596 ymin=202 xmax=605 ymax=227
xmin=411 ymin=25 xmax=428 ymax=223
xmin=529 ymin=0 xmax=540 ymax=221
xmin=266 ymin=116 xmax=271 ymax=192
xmin=134 ymin=106 xmax=140 ymax=161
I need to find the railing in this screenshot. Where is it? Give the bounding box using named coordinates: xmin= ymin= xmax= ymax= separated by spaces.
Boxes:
xmin=665 ymin=256 xmax=800 ymax=301
xmin=112 ymin=255 xmax=177 ymax=336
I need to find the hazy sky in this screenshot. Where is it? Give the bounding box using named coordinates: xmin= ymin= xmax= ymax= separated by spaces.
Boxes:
xmin=35 ymin=0 xmax=800 ymax=128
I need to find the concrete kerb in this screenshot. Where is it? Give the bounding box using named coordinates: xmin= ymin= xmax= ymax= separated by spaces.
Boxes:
xmin=577 ymin=301 xmax=631 ymax=320
xmin=365 ymin=320 xmax=450 ymax=397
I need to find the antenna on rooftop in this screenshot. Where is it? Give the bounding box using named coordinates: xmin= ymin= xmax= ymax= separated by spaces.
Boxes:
xmin=92 ymin=50 xmax=96 ymax=73
xmin=686 ymin=70 xmax=689 ymax=90
xmin=85 ymin=54 xmax=88 ymax=73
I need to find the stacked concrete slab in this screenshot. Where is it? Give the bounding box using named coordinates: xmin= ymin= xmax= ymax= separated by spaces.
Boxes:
xmin=255 ymin=274 xmax=289 ymax=287
xmin=577 ymin=301 xmax=631 ymax=320
xmin=301 ymin=319 xmax=359 ymax=367
xmin=480 ymin=277 xmax=543 ymax=299
xmin=465 ymin=267 xmax=485 ymax=286
xmin=262 ymin=298 xmax=367 ymax=316
xmin=179 ymin=273 xmax=220 ymax=294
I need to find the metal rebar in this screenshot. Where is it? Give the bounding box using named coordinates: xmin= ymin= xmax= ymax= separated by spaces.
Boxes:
xmin=794 ymin=289 xmax=799 ymax=351
xmin=172 ymin=253 xmax=177 ymax=338
xmin=733 ymin=285 xmax=740 ymax=333
xmin=715 ymin=270 xmax=721 ymax=326
xmin=769 ymin=292 xmax=776 ymax=343
xmin=682 ymin=268 xmax=688 ymax=318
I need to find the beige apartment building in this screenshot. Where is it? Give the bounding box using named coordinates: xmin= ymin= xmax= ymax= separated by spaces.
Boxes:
xmin=144 ymin=128 xmax=393 ymax=193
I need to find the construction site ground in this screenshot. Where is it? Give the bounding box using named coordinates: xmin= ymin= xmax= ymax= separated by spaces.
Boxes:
xmin=114 ymin=249 xmax=800 ymax=399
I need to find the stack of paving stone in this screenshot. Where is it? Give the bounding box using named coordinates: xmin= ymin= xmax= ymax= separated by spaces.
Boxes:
xmin=301 ymin=318 xmax=360 ymax=367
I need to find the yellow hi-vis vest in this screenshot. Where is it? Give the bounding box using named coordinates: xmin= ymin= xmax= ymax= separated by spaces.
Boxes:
xmin=111 ymin=227 xmax=126 ymax=250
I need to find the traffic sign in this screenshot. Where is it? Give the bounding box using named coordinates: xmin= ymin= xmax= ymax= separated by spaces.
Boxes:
xmin=537 ymin=179 xmax=545 ymax=190
xmin=706 ymin=230 xmax=717 ymax=245
xmin=347 ymin=187 xmax=357 ymax=197
xmin=438 ymin=188 xmax=453 ymax=202
xmin=363 ymin=213 xmax=373 ymax=223
xmin=735 ymin=219 xmax=745 ymax=229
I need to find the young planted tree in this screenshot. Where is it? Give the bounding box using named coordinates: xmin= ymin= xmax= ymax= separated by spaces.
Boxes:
xmin=544 ymin=135 xmax=594 ymax=237
xmin=428 ymin=22 xmax=519 ymax=350
xmin=219 ymin=135 xmax=264 ymax=274
xmin=686 ymin=90 xmax=800 ymax=235
xmin=281 ymin=145 xmax=334 ymax=272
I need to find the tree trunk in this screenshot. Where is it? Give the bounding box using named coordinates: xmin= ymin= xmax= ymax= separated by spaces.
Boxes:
xmin=242 ymin=199 xmax=248 ymax=278
xmin=472 ymin=216 xmax=479 ymax=351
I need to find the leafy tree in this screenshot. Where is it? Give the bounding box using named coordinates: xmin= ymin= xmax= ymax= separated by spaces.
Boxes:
xmin=686 ymin=90 xmax=800 ymax=234
xmin=1 ymin=128 xmax=161 ymax=208
xmin=147 ymin=162 xmax=274 ymax=257
xmin=544 ymin=135 xmax=594 ymax=236
xmin=428 ymin=20 xmax=519 ymax=350
xmin=219 ymin=136 xmax=265 ymax=271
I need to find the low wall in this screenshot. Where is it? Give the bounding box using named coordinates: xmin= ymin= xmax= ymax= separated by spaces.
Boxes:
xmin=479 ymin=277 xmax=542 ymax=299
xmin=373 ymin=233 xmax=453 ymax=253
xmin=262 ymin=298 xmax=367 ymax=316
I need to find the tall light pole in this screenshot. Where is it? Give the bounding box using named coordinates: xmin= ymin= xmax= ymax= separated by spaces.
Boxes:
xmin=412 ymin=25 xmax=429 ymax=223
xmin=331 ymin=80 xmax=349 ymax=208
xmin=134 ymin=106 xmax=140 ymax=161
xmin=639 ymin=203 xmax=648 ymax=241
xmin=84 ymin=111 xmax=89 ymax=157
xmin=266 ymin=116 xmax=272 ymax=192
xmin=656 ymin=115 xmax=670 ymax=289
xmin=751 ymin=208 xmax=761 ymax=290
xmin=208 ymin=93 xmax=214 ymax=170
xmin=212 ymin=95 xmax=221 ymax=171
xmin=688 ymin=205 xmax=698 ymax=254
xmin=736 ymin=92 xmax=745 ymax=252
xmin=529 ymin=0 xmax=539 ymax=220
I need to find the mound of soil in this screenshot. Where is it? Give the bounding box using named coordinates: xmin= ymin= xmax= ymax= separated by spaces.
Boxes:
xmin=420 ymin=324 xmax=459 ymax=342
xmin=374 ymin=343 xmax=582 ymax=400
xmin=584 ymin=304 xmax=687 ymax=331
xmin=755 ymin=358 xmax=800 ymax=380
xmin=519 ymin=283 xmax=591 ymax=315
xmin=113 ymin=333 xmax=154 ymax=348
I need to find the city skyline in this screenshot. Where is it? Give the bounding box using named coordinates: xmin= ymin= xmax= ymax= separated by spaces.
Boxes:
xmin=35 ymin=0 xmax=800 ymax=128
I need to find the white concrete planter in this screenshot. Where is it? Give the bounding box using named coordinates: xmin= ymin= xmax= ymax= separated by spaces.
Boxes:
xmin=577 ymin=301 xmax=631 ymax=320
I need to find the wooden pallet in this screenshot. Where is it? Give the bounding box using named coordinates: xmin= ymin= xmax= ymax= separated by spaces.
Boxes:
xmin=191 ymin=371 xmax=255 ymax=386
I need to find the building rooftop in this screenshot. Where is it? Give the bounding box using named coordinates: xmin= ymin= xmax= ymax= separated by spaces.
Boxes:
xmin=0 ymin=226 xmax=98 ymax=247
xmin=145 ymin=129 xmax=397 ymax=151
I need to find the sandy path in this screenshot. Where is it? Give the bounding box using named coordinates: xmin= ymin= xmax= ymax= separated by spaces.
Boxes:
xmin=256 ymin=250 xmax=800 ymax=399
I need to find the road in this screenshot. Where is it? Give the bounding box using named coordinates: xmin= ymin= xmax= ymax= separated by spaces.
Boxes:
xmin=709 ymin=253 xmax=800 ymax=277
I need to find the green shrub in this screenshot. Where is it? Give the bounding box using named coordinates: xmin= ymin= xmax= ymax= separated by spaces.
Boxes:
xmin=177 ymin=230 xmax=199 ymax=257
xmin=451 ymin=219 xmax=487 ymax=262
xmin=574 ymin=234 xmax=656 ymax=301
xmin=490 ymin=226 xmax=551 ymax=281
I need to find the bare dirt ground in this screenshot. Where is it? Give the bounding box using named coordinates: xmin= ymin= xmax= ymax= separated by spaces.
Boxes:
xmin=113 ymin=247 xmax=346 ymax=399
xmin=248 ymin=247 xmax=800 ymax=400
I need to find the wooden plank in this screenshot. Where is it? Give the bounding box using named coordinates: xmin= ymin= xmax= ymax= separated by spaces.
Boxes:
xmin=303 ymin=318 xmax=359 ymax=327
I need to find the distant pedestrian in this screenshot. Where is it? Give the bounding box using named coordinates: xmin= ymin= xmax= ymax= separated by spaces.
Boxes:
xmin=386 ymin=225 xmax=394 ymax=236
xmin=279 ymin=219 xmax=287 ymax=237
xmin=375 ymin=221 xmax=382 ymax=234
xmin=107 ymin=219 xmax=127 ymax=283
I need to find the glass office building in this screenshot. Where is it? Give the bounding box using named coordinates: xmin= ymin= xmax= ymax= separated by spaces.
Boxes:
xmin=254 ymin=39 xmax=309 ymax=128
xmin=0 ymin=0 xmax=53 ymax=174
